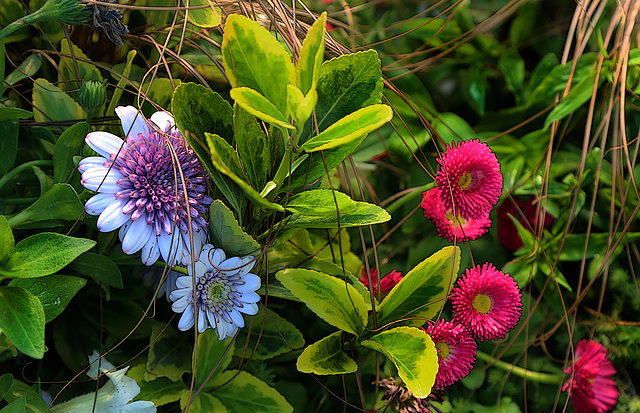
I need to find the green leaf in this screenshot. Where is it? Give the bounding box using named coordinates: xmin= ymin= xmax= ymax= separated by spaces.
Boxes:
xmin=67 ymin=252 xmax=123 ymax=288
xmin=236 ymin=307 xmax=304 ymax=360
xmin=209 ymin=200 xmax=260 ymax=256
xmin=300 ymin=104 xmax=392 ymax=152
xmin=297 ymin=330 xmax=357 ymax=375
xmin=0 ymin=373 xmax=13 ymax=400
xmin=432 ymin=112 xmax=476 ymax=144
xmin=7 ymin=183 xmax=84 ymax=229
xmin=286 ymin=189 xmax=391 ymax=228
xmin=8 ymin=275 xmax=86 ymax=323
xmin=498 ymin=50 xmax=525 ymax=104
xmin=361 ymin=326 xmax=438 ymax=398
xmin=234 ymin=104 xmax=270 ymax=191
xmin=4 ymin=232 xmax=96 ymax=279
xmin=276 ymin=268 xmax=368 ymax=335
xmin=0 ymin=286 xmax=45 ymax=359
xmin=543 ymin=71 xmax=598 ymax=130
xmin=0 ymin=120 xmax=19 ymax=177
xmin=0 ymin=216 xmax=14 ymax=265
xmin=58 ymin=41 xmax=102 ymax=91
xmin=195 ymin=329 xmax=235 ymax=390
xmin=106 ymin=50 xmax=136 ymax=117
xmin=2 ymin=380 xmax=48 ymax=413
xmin=222 ymin=14 xmax=295 ymax=115
xmin=32 ymin=79 xmax=84 ymax=123
xmin=0 ymin=107 xmax=33 ymax=122
xmin=230 ymin=87 xmax=294 ymax=130
xmin=53 ymin=121 xmax=88 ymax=183
xmin=302 ymin=49 xmax=383 ymax=141
xmin=206 ymin=132 xmax=284 ymax=212
xmin=183 ymin=0 xmax=221 ymax=28
xmin=287 ymin=84 xmax=317 ymax=127
xmin=210 ymin=370 xmax=293 ymax=413
xmin=129 ymin=365 xmax=184 ymax=407
xmin=0 ymin=396 xmax=26 ymax=413
xmin=4 ymin=54 xmax=41 ymax=87
xmin=376 ymin=246 xmax=460 ymax=328
xmin=297 ymin=12 xmax=327 ymax=94
xmin=145 ymin=324 xmax=191 ymax=382
xmin=181 ymin=391 xmax=228 ymax=413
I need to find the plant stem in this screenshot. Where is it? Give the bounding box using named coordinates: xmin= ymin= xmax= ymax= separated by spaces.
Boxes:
xmin=476 ymin=350 xmax=562 ymax=385
xmin=0 ymin=160 xmax=53 ymax=192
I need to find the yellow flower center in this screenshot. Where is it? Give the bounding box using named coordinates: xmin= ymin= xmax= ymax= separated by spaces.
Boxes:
xmin=436 ymin=341 xmax=450 ymax=359
xmin=472 ymin=293 xmax=492 ymax=314
xmin=458 ymin=172 xmax=473 ymax=189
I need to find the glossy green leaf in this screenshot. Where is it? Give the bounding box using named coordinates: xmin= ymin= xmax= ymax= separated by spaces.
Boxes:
xmin=195 ymin=329 xmax=234 ymax=390
xmin=361 ymin=326 xmax=437 ymax=398
xmin=287 ymin=84 xmax=317 ymax=127
xmin=210 ymin=370 xmax=293 ymax=413
xmin=4 ymin=232 xmax=96 ymax=279
xmin=2 ymin=379 xmax=48 ymax=413
xmin=206 ymin=132 xmax=284 ymax=212
xmin=376 ymin=246 xmax=460 ymax=328
xmin=498 ymin=51 xmax=525 ymax=105
xmin=234 ymin=104 xmax=270 ymax=191
xmin=276 ymin=268 xmax=368 ymax=335
xmin=286 ymin=189 xmax=391 ymax=228
xmin=209 ymin=200 xmax=260 ymax=257
xmin=230 ymin=87 xmax=294 ymax=130
xmin=106 ymin=50 xmax=136 ymax=117
xmin=7 ymin=183 xmax=84 ymax=229
xmin=543 ymin=71 xmax=597 ymax=130
xmin=1 ymin=395 xmax=26 ymax=413
xmin=53 ymin=121 xmax=88 ymax=183
xmin=0 ymin=120 xmax=19 ymax=177
xmin=297 ymin=330 xmax=357 ymax=375
xmin=432 ymin=112 xmax=476 ymax=144
xmin=67 ymin=252 xmax=123 ymax=288
xmin=0 ymin=216 xmax=14 ymax=265
xmin=145 ymin=324 xmax=191 ymax=382
xmin=181 ymin=391 xmax=228 ymax=413
xmin=9 ymin=274 xmax=86 ymax=323
xmin=0 ymin=373 xmax=13 ymax=400
xmin=4 ymin=54 xmax=41 ymax=87
xmin=32 ymin=79 xmax=84 ymax=123
xmin=297 ymin=12 xmax=327 ymax=94
xmin=300 ymin=104 xmax=392 ymax=152
xmin=128 ymin=365 xmax=184 ymax=407
xmin=236 ymin=307 xmax=304 ymax=360
xmin=0 ymin=286 xmax=45 ymax=359
xmin=0 ymin=107 xmax=33 ymax=122
xmin=58 ymin=41 xmax=102 ymax=91
xmin=183 ymin=0 xmax=221 ymax=28
xmin=222 ymin=14 xmax=295 ymax=115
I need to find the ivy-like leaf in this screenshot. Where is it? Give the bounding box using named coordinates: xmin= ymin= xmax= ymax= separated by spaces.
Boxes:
xmin=0 ymin=286 xmax=45 ymax=359
xmin=297 ymin=331 xmax=357 ymax=375
xmin=276 ymin=268 xmax=368 ymax=335
xmin=361 ymin=326 xmax=438 ymax=398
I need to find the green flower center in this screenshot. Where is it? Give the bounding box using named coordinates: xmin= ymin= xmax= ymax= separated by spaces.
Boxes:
xmin=472 ymin=293 xmax=492 ymax=314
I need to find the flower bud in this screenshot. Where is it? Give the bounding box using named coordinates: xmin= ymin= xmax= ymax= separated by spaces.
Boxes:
xmin=78 ymin=79 xmax=107 ymax=117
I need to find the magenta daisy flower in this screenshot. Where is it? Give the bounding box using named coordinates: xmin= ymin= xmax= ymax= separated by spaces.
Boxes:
xmin=421 ymin=187 xmax=491 ymax=243
xmin=79 ymin=106 xmax=212 ymax=266
xmin=563 ymin=340 xmax=619 ymax=413
xmin=423 ymin=319 xmax=477 ymax=387
xmin=449 ymin=263 xmax=522 ymax=341
xmin=435 ymin=139 xmax=502 ymax=221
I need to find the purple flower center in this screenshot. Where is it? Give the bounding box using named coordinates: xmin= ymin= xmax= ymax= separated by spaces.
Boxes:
xmin=110 ymin=130 xmax=212 ymax=236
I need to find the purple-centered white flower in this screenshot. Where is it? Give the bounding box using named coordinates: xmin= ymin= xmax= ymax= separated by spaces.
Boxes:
xmin=169 ymin=244 xmax=261 ymax=340
xmin=79 ymin=106 xmax=213 ymax=266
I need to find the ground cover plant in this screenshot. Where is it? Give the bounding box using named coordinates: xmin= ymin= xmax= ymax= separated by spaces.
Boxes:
xmin=1 ymin=0 xmax=639 ymax=412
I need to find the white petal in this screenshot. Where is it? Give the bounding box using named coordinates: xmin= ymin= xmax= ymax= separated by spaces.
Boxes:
xmin=201 ymin=246 xmax=225 ymax=268
xmin=81 ymin=166 xmax=124 ymax=192
xmin=149 ymin=111 xmax=175 ymax=133
xmin=86 ymin=131 xmax=127 ymax=159
xmin=206 ymin=309 xmax=218 ymax=331
xmin=118 ymin=221 xmax=131 ymax=241
xmin=239 ymin=291 xmax=260 ymax=304
xmin=116 ymin=106 xmax=149 ymax=138
xmin=237 ymin=274 xmax=261 ymax=293
xmin=170 ymin=288 xmax=191 ymax=308
xmin=97 ymin=199 xmax=131 ymax=232
xmin=175 ymin=276 xmax=193 ymax=289
xmin=238 ymin=302 xmax=259 ymax=315
xmin=78 ymin=156 xmax=107 ymax=173
xmin=122 ymin=218 xmax=153 ymax=254
xmin=216 ymin=320 xmax=231 ymax=340
xmin=177 ymin=305 xmax=195 ymax=331
xmin=85 ymin=193 xmax=116 ymax=215
xmin=187 ymin=261 xmax=207 ymax=279
xmin=197 ymin=308 xmax=207 ymax=333
xmin=218 ymin=257 xmax=243 ymax=274
xmin=228 ymin=309 xmax=244 ymax=329
xmin=158 ymin=232 xmax=183 ymax=267
xmin=141 ymin=235 xmax=161 ymax=266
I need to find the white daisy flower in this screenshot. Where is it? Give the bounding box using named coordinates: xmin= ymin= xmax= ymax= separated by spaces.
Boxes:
xmin=169 ymin=244 xmax=261 ymax=340
xmin=79 ymin=106 xmax=212 ymax=266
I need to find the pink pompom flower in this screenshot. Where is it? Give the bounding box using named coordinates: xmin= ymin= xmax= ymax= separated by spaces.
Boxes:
xmin=436 ymin=139 xmax=502 ymax=221
xmin=449 ymin=263 xmax=522 ymax=341
xmin=360 ymin=269 xmax=403 ymax=296
xmin=421 ymin=187 xmax=491 ymax=243
xmin=423 ymin=319 xmax=477 ymax=387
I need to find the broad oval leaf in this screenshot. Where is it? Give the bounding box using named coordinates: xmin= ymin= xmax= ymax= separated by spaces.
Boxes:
xmin=53 ymin=121 xmax=89 ymax=183
xmin=195 ymin=329 xmax=234 ymax=389
xmin=183 ymin=0 xmax=221 ymax=28
xmin=297 ymin=12 xmax=327 ymax=94
xmin=209 ymin=200 xmax=260 ymax=256
xmin=32 ymin=79 xmax=84 ymax=123
xmin=376 ymin=246 xmax=460 ymax=328
xmin=181 ymin=392 xmax=228 ymax=413
xmin=222 ymin=14 xmax=295 ymax=115
xmin=145 ymin=324 xmax=192 ymax=383
xmin=230 ymin=87 xmax=294 ymax=130
xmin=276 ymin=268 xmax=368 ymax=335
xmin=297 ymin=330 xmax=357 ymax=375
xmin=68 ymin=252 xmax=124 ymax=288
xmin=7 ymin=183 xmax=84 ymax=229
xmin=210 ymin=370 xmax=293 ymax=413
xmin=0 ymin=107 xmax=33 ymax=121
xmin=361 ymin=326 xmax=438 ymax=398
xmin=0 ymin=286 xmax=45 ymax=359
xmin=9 ymin=274 xmax=86 ymax=323
xmin=300 ymin=104 xmax=393 ymax=152
xmin=235 ymin=307 xmax=304 ymax=361
xmin=5 ymin=232 xmax=96 ymax=279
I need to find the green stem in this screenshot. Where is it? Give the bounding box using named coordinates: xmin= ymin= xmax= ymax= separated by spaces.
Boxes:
xmin=0 ymin=160 xmax=52 ymax=192
xmin=476 ymin=350 xmax=562 ymax=385
xmin=267 ymin=133 xmax=294 ymax=202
